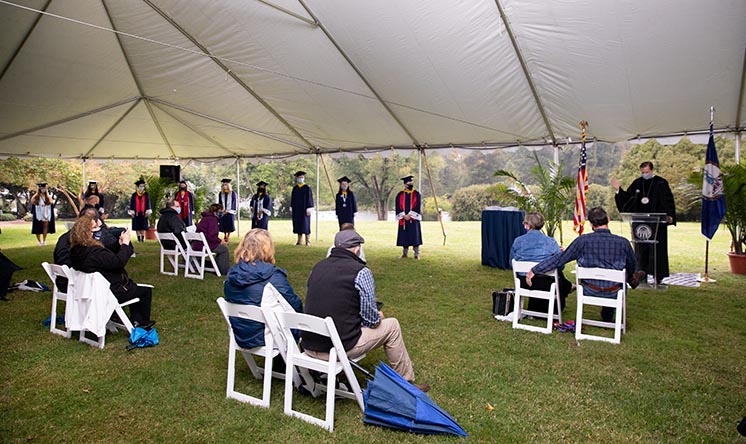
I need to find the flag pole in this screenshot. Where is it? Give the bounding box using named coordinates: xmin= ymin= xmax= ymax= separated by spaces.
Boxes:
xmin=699 ymin=106 xmax=716 ymax=283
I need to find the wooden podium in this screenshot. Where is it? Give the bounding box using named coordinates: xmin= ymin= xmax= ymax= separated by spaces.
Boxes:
xmin=620 ymin=212 xmax=668 ymax=289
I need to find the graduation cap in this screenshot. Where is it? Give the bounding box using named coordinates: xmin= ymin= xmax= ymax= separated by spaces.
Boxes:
xmin=294 ymin=171 xmax=307 ymax=177
xmin=337 ymin=176 xmax=352 ymax=183
xmin=401 ymin=175 xmax=414 ymax=183
xmin=37 ymin=182 xmax=48 ymax=188
xmin=134 ymin=179 xmax=146 ymax=186
xmin=88 ymin=180 xmax=98 ymax=187
xmin=221 ymin=178 xmax=232 ymax=183
xmin=256 ymin=181 xmax=268 ymax=187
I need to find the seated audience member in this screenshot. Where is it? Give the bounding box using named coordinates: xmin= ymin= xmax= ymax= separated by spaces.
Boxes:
xmin=54 ymin=206 xmax=120 ymax=292
xmin=527 ymin=207 xmax=646 ymax=322
xmin=224 ymin=228 xmax=302 ymax=349
xmin=303 ymin=230 xmax=430 ymax=392
xmin=194 ymin=203 xmax=230 ymax=275
xmin=0 ymin=248 xmax=21 ymax=301
xmin=510 ymin=212 xmax=574 ymax=313
xmin=156 ymin=199 xmax=187 ymax=250
xmin=326 ymin=222 xmax=366 ymax=261
xmin=69 ymin=214 xmax=155 ymax=329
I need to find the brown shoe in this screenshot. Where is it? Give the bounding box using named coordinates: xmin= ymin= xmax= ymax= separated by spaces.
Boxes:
xmin=630 ymin=270 xmax=646 ymax=289
xmin=412 ymin=382 xmax=430 ymax=393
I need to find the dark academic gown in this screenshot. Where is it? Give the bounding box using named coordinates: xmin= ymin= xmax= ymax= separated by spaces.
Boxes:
xmin=218 ymin=190 xmax=237 ymax=233
xmin=175 ymin=190 xmax=194 ymax=226
xmin=335 ymin=190 xmax=357 ymax=227
xmin=30 ymin=202 xmax=56 ymax=234
xmin=395 ymin=189 xmax=423 ymax=247
xmin=83 ymin=191 xmax=105 ymax=213
xmin=615 ymin=175 xmax=676 ymax=279
xmin=250 ymin=192 xmax=272 ymax=230
xmin=129 ymin=191 xmax=151 ymax=231
xmin=290 ymin=184 xmax=313 ymax=234
xmin=0 ymin=251 xmax=22 ymax=300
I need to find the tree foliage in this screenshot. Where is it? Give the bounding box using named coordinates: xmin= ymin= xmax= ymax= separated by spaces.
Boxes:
xmin=449 ymin=184 xmax=500 ymax=221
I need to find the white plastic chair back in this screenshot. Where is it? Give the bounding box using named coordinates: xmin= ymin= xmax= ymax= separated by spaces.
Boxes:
xmin=41 ymin=262 xmax=72 ymax=338
xmin=182 ymin=231 xmax=221 ymax=279
xmin=511 ymin=260 xmax=562 ymax=334
xmin=155 ymin=232 xmax=185 ymax=276
xmin=216 ymin=297 xmax=277 ymax=408
xmin=273 ymin=311 xmax=364 ymax=432
xmin=575 ymin=267 xmax=627 ymax=344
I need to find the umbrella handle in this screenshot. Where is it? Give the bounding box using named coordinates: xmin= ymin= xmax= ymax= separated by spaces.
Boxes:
xmin=350 ymin=360 xmax=373 ymax=379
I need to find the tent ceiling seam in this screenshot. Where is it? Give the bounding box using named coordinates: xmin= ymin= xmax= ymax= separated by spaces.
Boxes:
xmin=296 ymin=0 xmax=420 ymax=147
xmin=146 ymin=96 xmax=310 ymax=150
xmin=84 ymin=98 xmax=141 ymax=158
xmin=255 ymin=0 xmax=317 ymax=26
xmin=142 ymin=0 xmax=316 ymax=152
xmin=149 ymin=100 xmax=238 ymax=157
xmin=0 ymin=97 xmax=140 ymax=141
xmin=493 ymin=0 xmax=557 ymax=145
xmin=101 ymin=0 xmax=176 ymax=159
xmin=0 ymin=0 xmax=52 ymax=83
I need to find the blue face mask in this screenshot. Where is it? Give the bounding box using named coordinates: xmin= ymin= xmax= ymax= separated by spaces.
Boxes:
xmin=217 ymin=212 xmax=224 ymax=218
xmin=297 ymin=177 xmax=305 ymax=184
xmin=175 ymin=207 xmax=181 ymax=214
xmin=641 ymin=172 xmax=654 ymax=180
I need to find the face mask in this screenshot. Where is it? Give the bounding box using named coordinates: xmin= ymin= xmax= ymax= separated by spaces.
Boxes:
xmin=297 ymin=178 xmax=305 ymax=184
xmin=641 ymin=172 xmax=654 ymax=180
xmin=179 ymin=186 xmax=186 ymax=191
xmin=40 ymin=188 xmax=47 ymax=193
xmin=406 ymin=184 xmax=414 ymax=190
xmin=93 ymin=230 xmax=102 ymax=240
xmin=258 ymin=187 xmax=266 ymax=193
xmin=175 ymin=207 xmax=181 ymax=214
xmin=340 ymin=183 xmax=348 ymax=190
xmin=222 ymin=185 xmax=229 ymax=191
xmin=138 ymin=186 xmax=145 ymax=192
xmin=217 ymin=212 xmax=224 ymax=218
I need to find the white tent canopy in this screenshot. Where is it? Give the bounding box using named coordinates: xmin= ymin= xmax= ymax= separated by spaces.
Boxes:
xmin=1 ymin=0 xmax=744 ymax=160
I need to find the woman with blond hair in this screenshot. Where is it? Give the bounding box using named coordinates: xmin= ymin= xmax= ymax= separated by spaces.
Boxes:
xmin=223 ymin=228 xmax=302 ymax=349
xmin=69 ymin=213 xmax=154 ymax=329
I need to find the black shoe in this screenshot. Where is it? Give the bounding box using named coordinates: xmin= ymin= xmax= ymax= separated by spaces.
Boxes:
xmin=630 ymin=270 xmax=646 ymax=289
xmin=133 ymin=320 xmax=156 ymax=330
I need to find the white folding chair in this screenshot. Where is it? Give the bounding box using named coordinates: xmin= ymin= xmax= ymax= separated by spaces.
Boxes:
xmin=575 ymin=267 xmax=627 ymax=344
xmin=155 ymin=232 xmax=186 ymax=276
xmin=41 ymin=262 xmax=72 ymax=338
xmin=216 ymin=297 xmax=279 ymax=408
xmin=273 ymin=311 xmax=364 ymax=432
xmin=511 ymin=260 xmax=562 ymax=334
xmin=67 ymin=269 xmax=142 ymax=349
xmin=182 ymin=232 xmax=221 ymax=279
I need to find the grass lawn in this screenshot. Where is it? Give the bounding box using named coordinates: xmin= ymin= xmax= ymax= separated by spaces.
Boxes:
xmin=1 ymin=218 xmax=744 ymax=443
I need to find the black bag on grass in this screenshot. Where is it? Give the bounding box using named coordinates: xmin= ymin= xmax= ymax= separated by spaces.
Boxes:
xmin=492 ymin=288 xmax=514 ymax=316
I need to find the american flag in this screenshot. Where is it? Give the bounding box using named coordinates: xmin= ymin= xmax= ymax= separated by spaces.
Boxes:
xmin=573 ymin=131 xmax=588 ymax=235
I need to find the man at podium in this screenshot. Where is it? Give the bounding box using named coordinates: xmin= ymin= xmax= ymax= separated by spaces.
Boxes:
xmin=611 ymin=161 xmax=676 ymax=283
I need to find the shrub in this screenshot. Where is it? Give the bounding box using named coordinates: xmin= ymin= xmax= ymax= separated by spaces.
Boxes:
xmin=449 ymin=184 xmax=500 ymax=221
xmin=422 ymin=196 xmax=451 ymax=221
xmin=0 ymin=213 xmax=17 ymax=221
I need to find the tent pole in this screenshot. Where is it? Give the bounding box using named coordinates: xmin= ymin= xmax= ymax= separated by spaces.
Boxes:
xmin=736 ymin=132 xmax=741 ymax=165
xmin=318 ymin=152 xmax=336 ymax=201
xmin=236 ymin=157 xmax=241 ymax=237
xmin=418 ymin=149 xmax=422 ymax=191
xmin=316 ymin=154 xmax=320 ymax=243
xmin=421 ymin=147 xmax=447 ymax=245
xmin=82 ymin=158 xmax=87 ymax=190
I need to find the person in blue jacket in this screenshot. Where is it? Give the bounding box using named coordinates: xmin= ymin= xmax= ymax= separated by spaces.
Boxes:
xmin=335 ymin=176 xmax=357 ymax=229
xmin=223 ymin=228 xmax=302 ymax=349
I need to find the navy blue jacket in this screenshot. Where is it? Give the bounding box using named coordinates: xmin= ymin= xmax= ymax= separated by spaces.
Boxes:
xmin=223 ymin=260 xmax=302 ymax=349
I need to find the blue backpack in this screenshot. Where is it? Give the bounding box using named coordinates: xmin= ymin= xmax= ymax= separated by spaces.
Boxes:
xmin=127 ymin=327 xmax=159 ymax=350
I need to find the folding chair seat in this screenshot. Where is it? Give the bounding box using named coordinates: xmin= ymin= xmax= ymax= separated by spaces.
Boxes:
xmin=511 ymin=260 xmax=562 ymax=334
xmin=155 ymin=232 xmax=186 ymax=276
xmin=575 ymin=266 xmax=627 ymax=344
xmin=182 ymin=232 xmax=221 ymax=279
xmin=216 ymin=297 xmax=279 ymax=408
xmin=41 ymin=262 xmax=72 ymax=338
xmin=67 ymin=269 xmax=142 ymax=349
xmin=273 ymin=311 xmax=364 ymax=432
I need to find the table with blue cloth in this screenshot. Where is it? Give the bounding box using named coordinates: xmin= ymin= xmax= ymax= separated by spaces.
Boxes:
xmin=481 ymin=209 xmax=526 ymax=269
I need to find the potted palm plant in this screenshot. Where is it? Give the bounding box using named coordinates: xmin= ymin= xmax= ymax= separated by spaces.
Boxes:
xmin=144 ymin=175 xmax=176 ymax=240
xmin=722 ymin=163 xmax=746 ymax=273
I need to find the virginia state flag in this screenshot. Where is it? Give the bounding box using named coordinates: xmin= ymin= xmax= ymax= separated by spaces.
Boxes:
xmin=701 ymin=123 xmax=726 ymax=240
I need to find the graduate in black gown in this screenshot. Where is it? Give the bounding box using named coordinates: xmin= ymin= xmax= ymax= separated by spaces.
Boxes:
xmin=395 ymin=175 xmax=423 ymax=259
xmin=612 ymin=161 xmax=676 ymax=282
xmin=128 ymin=179 xmax=151 ymax=243
xmin=290 ymin=171 xmax=314 ymax=246
xmin=334 ymin=176 xmax=357 ymax=229
xmin=249 ymin=181 xmax=272 ymax=230
xmin=82 ymin=180 xmax=105 ymax=216
xmin=218 ymin=178 xmax=238 ymax=242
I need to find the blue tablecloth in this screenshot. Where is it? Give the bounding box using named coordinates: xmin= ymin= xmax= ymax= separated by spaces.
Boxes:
xmin=481 ymin=209 xmax=526 ymax=269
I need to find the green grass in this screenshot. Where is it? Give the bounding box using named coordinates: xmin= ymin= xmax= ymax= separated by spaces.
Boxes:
xmin=1 ymin=219 xmax=744 ymax=443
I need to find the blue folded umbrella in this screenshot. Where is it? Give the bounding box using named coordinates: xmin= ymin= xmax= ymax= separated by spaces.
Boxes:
xmin=362 ymin=361 xmax=467 ymax=436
